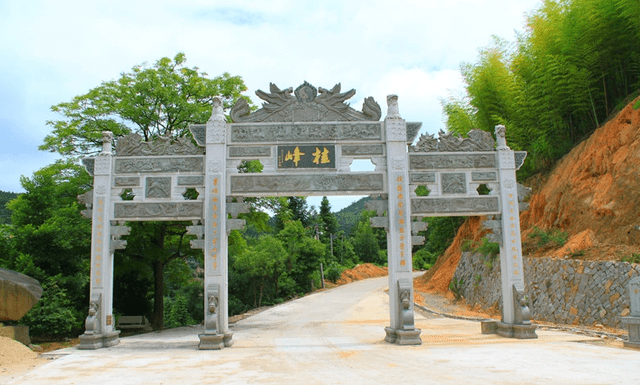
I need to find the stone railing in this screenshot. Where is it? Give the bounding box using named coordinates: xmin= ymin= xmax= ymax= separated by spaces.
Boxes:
xmin=452 ymin=252 xmax=640 ymax=328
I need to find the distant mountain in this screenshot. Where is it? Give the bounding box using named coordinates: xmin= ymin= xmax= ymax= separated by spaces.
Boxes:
xmin=334 ymin=196 xmax=371 ymax=235
xmin=0 ymin=190 xmax=18 ymax=224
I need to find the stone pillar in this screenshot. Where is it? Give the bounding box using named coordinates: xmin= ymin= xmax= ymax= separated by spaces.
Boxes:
xmin=383 ymin=95 xmax=421 ymax=345
xmin=622 ymin=277 xmax=640 ymax=349
xmin=79 ymin=132 xmax=120 ymax=349
xmin=199 ymin=97 xmax=233 ymax=350
xmin=495 ymin=125 xmax=536 ymax=339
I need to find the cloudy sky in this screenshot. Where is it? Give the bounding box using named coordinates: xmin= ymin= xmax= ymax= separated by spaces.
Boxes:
xmin=0 ymin=0 xmax=540 ymax=211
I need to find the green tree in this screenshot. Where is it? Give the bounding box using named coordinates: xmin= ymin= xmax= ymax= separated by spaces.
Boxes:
xmin=318 ymin=196 xmax=339 ymax=245
xmin=234 ymin=235 xmax=287 ymax=306
xmin=40 ymin=53 xmax=250 ymax=330
xmin=42 ymin=53 xmax=248 ymax=157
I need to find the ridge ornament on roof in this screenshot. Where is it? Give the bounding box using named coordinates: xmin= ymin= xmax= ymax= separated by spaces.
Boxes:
xmin=230 ymin=81 xmax=382 ymax=123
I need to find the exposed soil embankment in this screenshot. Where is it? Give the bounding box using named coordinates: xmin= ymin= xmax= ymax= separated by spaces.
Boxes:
xmin=418 ymin=96 xmax=640 ymax=296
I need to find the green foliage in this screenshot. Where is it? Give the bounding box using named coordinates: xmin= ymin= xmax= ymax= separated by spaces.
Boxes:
xmin=634 ymin=99 xmax=640 ymax=110
xmin=0 ymin=190 xmax=18 ymax=224
xmin=325 ymin=262 xmax=344 ymax=283
xmin=163 ymin=293 xmax=196 ymax=329
xmin=528 ymin=227 xmax=568 ymax=247
xmin=319 ymin=196 xmax=339 ymax=244
xmin=412 ymin=248 xmax=439 ymax=270
xmin=442 ymin=0 xmax=640 ymax=176
xmin=42 ymin=53 xmax=249 ymax=157
xmin=333 ymin=196 xmax=370 ymax=235
xmin=352 ymin=212 xmax=381 ymax=264
xmin=21 ymin=276 xmax=83 ymax=337
xmin=622 ymin=254 xmax=640 ymax=264
xmin=449 ymin=277 xmax=464 ymax=301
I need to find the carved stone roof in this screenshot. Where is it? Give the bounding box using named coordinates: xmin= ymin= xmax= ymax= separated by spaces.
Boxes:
xmin=114 ymin=133 xmax=203 ymax=156
xmin=410 ymin=129 xmax=496 ymax=152
xmin=230 ymin=82 xmax=382 ymax=123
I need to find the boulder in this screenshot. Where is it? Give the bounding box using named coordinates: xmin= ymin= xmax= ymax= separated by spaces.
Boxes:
xmin=0 ymin=268 xmax=43 ymax=321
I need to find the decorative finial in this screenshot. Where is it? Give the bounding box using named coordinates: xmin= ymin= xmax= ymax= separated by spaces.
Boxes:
xmin=100 ymin=131 xmax=113 ymax=155
xmin=209 ymin=96 xmax=225 ymax=122
xmin=386 ymin=95 xmax=400 ymax=119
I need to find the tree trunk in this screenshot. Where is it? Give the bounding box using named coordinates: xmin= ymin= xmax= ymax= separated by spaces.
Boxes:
xmin=151 ymin=259 xmax=165 ymax=330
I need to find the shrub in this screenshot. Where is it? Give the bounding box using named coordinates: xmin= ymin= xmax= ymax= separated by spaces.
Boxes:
xmin=325 ymin=263 xmax=344 ymax=283
xmin=21 ymin=276 xmax=82 ymax=337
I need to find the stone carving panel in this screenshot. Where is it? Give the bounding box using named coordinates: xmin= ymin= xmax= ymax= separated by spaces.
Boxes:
xmin=341 ymin=144 xmax=384 ymax=156
xmin=410 ymin=153 xmax=496 ymax=170
xmin=94 ymin=157 xmax=111 ymax=175
xmin=230 ymin=82 xmax=381 ymax=123
xmin=228 ymin=146 xmax=271 ymax=157
xmin=230 ymin=173 xmax=385 ymax=195
xmin=230 ymin=122 xmax=383 ymax=143
xmin=189 ymin=125 xmax=206 ymax=146
xmin=177 ymin=176 xmax=204 ymax=186
xmin=115 ymin=157 xmax=204 ymax=174
xmin=146 ymin=177 xmax=171 ymax=199
xmin=409 ymin=172 xmax=436 ymax=184
xmin=410 ymin=129 xmax=495 ymax=152
xmin=115 ymin=133 xmax=202 ymax=156
xmin=471 ymin=172 xmax=497 ymax=181
xmin=411 ymin=197 xmax=500 ymax=215
xmin=441 ymin=173 xmax=467 ymax=194
xmin=114 ymin=202 xmax=203 ymax=219
xmin=82 ymin=158 xmax=95 ymax=176
xmin=114 ymin=177 xmax=140 ymax=187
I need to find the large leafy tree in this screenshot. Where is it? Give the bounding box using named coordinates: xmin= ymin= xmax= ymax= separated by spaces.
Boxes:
xmin=40 ymin=53 xmax=250 ymax=330
xmin=42 ymin=53 xmax=248 ymax=157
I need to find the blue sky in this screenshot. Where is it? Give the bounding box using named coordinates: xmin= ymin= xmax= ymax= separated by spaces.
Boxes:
xmin=0 ymin=0 xmax=541 ymax=211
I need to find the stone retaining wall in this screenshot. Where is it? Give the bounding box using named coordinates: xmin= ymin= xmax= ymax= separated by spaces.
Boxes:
xmin=452 ymin=252 xmax=640 ymax=328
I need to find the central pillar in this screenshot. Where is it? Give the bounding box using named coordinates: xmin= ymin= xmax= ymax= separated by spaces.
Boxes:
xmin=383 ymin=95 xmax=421 ymax=345
xmin=199 ymin=97 xmax=233 ymax=349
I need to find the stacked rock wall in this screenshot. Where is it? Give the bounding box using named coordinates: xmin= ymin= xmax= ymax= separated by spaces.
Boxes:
xmin=453 ymin=252 xmax=640 ymax=328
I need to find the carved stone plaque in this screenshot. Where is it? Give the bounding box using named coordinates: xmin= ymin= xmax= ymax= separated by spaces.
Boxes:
xmin=115 ymin=157 xmax=204 ymax=174
xmin=277 ymin=145 xmax=335 ymax=169
xmin=114 ymin=177 xmax=140 ymax=187
xmin=230 ymin=122 xmax=383 ymax=143
xmin=228 ymin=146 xmax=271 ymax=158
xmin=409 ymin=172 xmax=436 ymax=184
xmin=146 ymin=177 xmax=171 ymax=198
xmin=114 ymin=202 xmax=203 ymax=219
xmin=471 ymin=172 xmax=497 ymax=181
xmin=441 ymin=173 xmax=467 ymax=194
xmin=409 ymin=153 xmax=496 ymax=170
xmin=411 ymin=197 xmax=500 ymax=215
xmin=341 ymin=144 xmax=384 ymax=156
xmin=230 ymin=173 xmax=385 ymax=195
xmin=177 ymin=176 xmax=204 ymax=186
xmin=189 ymin=124 xmax=206 ymax=146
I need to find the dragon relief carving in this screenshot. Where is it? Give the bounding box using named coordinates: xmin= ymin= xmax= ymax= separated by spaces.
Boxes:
xmin=410 ymin=129 xmax=496 ymax=152
xmin=115 ymin=133 xmax=203 ymax=156
xmin=230 ymin=82 xmax=381 ymax=123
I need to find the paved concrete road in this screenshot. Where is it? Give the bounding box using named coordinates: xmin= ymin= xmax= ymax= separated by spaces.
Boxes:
xmin=11 ymin=276 xmax=640 ymax=384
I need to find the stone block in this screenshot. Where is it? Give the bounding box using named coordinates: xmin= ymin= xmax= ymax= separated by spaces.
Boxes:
xmin=481 ymin=320 xmax=498 ymax=334
xmin=0 ymin=324 xmax=30 ymax=345
xmin=496 ymin=322 xmax=537 ymax=339
xmin=622 ymin=316 xmax=640 ymax=349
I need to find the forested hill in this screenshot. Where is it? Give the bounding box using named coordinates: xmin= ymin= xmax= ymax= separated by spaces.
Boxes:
xmin=0 ymin=190 xmax=18 ymax=224
xmin=442 ymin=0 xmax=640 ymax=178
xmin=335 ymin=196 xmax=371 ymax=235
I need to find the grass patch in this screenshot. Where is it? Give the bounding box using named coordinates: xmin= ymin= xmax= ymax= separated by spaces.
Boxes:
xmin=528 ymin=227 xmax=568 ymax=248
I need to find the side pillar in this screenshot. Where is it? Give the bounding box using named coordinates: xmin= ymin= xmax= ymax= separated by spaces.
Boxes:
xmin=495 ymin=125 xmax=536 ymax=339
xmin=383 ymin=95 xmax=421 ymax=345
xmin=199 ymin=97 xmax=233 ymax=350
xmin=79 ymin=132 xmax=120 ymax=349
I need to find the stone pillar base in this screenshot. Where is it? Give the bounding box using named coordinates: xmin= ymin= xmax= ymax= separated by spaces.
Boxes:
xmin=481 ymin=320 xmax=537 ymax=339
xmin=0 ymin=324 xmax=30 ymax=346
xmin=78 ymin=330 xmax=121 ymax=350
xmin=198 ymin=332 xmax=233 ymax=350
xmin=495 ymin=322 xmax=537 ymax=339
xmin=622 ymin=316 xmax=640 ymax=349
xmin=384 ymin=327 xmax=422 ymax=345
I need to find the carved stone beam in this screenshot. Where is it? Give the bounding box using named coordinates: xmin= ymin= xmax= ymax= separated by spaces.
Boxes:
xmin=186 ymin=221 xmax=205 ymax=250
xmin=369 ymin=216 xmax=389 ymax=230
xmin=364 ymin=199 xmax=388 ymax=216
xmin=226 ymin=202 xmax=250 ymax=219
xmin=411 ymin=236 xmax=425 ymax=246
xmin=227 ymin=219 xmax=246 ymax=232
xmin=481 ymin=217 xmax=502 ymax=245
xmin=411 ymin=221 xmax=428 ymax=235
